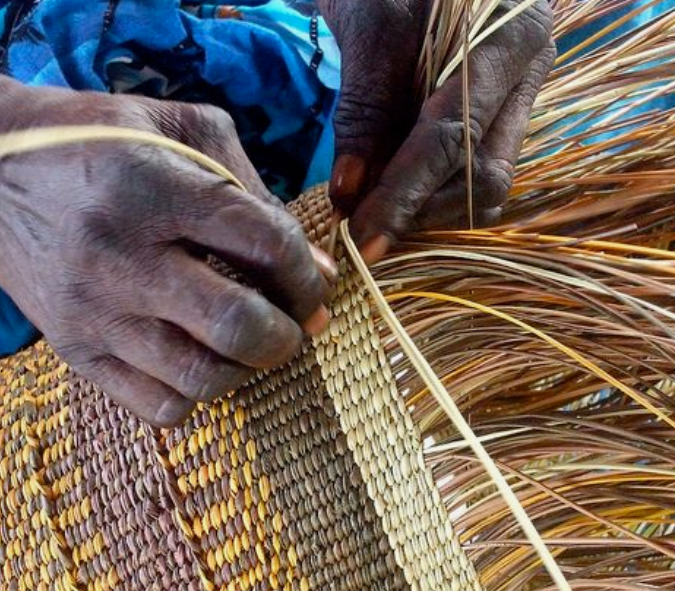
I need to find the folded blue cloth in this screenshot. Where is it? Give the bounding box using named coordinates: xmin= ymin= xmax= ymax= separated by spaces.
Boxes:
xmin=0 ymin=0 xmax=340 ymax=194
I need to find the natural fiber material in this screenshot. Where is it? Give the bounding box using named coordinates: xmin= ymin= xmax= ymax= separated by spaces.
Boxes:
xmin=2 ymin=2 xmax=675 ymax=590
xmin=0 ymin=186 xmax=479 ymax=591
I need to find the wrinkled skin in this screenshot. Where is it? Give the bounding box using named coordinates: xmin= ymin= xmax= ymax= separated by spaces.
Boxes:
xmin=318 ymin=0 xmax=556 ymax=261
xmin=0 ymin=1 xmax=555 ymax=427
xmin=0 ymin=78 xmax=333 ymax=426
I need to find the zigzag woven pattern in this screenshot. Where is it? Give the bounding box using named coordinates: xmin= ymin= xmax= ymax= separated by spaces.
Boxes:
xmin=0 ymin=185 xmax=478 ymax=591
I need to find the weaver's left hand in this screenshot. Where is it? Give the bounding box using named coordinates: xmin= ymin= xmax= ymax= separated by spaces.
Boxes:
xmin=318 ymin=0 xmax=556 ymax=262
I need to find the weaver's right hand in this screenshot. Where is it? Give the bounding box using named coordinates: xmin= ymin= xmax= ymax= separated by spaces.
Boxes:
xmin=0 ymin=76 xmax=334 ymax=427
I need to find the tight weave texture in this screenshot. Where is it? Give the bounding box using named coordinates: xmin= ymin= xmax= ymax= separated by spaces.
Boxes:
xmin=0 ymin=186 xmax=479 ymax=591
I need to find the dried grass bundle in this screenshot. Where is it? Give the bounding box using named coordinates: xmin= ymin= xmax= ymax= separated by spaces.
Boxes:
xmin=357 ymin=1 xmax=675 ymax=589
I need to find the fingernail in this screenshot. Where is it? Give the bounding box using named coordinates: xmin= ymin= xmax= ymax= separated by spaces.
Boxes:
xmin=303 ymin=305 xmax=330 ymax=336
xmin=310 ymin=244 xmax=339 ymax=285
xmin=330 ymin=155 xmax=368 ymax=215
xmin=360 ymin=235 xmax=391 ymax=265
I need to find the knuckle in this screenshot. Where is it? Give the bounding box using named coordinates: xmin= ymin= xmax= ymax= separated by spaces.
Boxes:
xmin=334 ymin=89 xmax=392 ymax=128
xmin=254 ymin=210 xmax=309 ymax=278
xmin=516 ymin=42 xmax=558 ymax=104
xmin=173 ymin=350 xmax=253 ymax=402
xmin=428 ymin=118 xmax=458 ymax=156
xmin=495 ymin=0 xmax=553 ymax=53
xmin=206 ymin=286 xmax=302 ymax=367
xmin=193 ymin=103 xmax=236 ymax=135
xmin=61 ymin=206 xmax=117 ymax=250
xmin=134 ymin=99 xmax=184 ymax=137
xmin=370 ymin=181 xmax=423 ymax=238
xmin=515 ymin=75 xmax=543 ymax=110
xmin=153 ymin=101 xmax=236 ymax=144
xmin=478 ymin=158 xmax=514 ymax=206
xmin=325 ymin=0 xmax=422 ymax=37
xmin=333 ymin=88 xmax=409 ymax=151
xmin=275 ymin=217 xmax=309 ymax=268
xmin=62 ymin=349 xmax=113 ymax=387
xmin=56 ymin=342 xmax=94 ymax=368
xmin=532 ymin=0 xmax=555 ymax=31
xmin=177 ymin=354 xmax=216 ymax=400
xmin=206 ymin=288 xmax=267 ymax=356
xmin=430 ymin=119 xmax=472 ymax=170
xmin=541 ymin=40 xmax=558 ymax=71
xmin=520 ymin=1 xmax=554 ymax=48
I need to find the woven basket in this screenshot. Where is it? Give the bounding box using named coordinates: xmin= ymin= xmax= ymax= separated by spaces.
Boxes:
xmin=0 ymin=185 xmax=479 ymax=591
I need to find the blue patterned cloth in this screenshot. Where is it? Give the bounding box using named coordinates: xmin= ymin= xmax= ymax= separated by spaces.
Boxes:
xmin=0 ymin=0 xmax=340 ymax=194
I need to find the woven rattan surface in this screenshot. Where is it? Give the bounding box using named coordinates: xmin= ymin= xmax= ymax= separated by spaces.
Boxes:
xmin=0 ymin=185 xmax=479 ymax=591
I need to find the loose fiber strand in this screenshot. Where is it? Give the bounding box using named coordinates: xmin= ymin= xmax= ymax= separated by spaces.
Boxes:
xmin=0 ymin=125 xmax=245 ymax=191
xmin=340 ymin=220 xmax=573 ymax=591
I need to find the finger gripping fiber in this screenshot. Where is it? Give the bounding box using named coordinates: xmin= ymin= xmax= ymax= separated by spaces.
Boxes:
xmin=0 ymin=185 xmax=479 ymax=591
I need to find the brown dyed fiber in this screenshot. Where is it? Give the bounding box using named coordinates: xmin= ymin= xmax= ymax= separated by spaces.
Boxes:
xmin=0 ymin=187 xmax=478 ymax=591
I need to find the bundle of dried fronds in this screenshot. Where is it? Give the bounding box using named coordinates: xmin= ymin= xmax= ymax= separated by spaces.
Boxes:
xmin=360 ymin=1 xmax=675 ymax=589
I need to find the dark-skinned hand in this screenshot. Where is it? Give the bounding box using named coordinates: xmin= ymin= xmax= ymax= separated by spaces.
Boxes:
xmin=318 ymin=0 xmax=556 ymax=262
xmin=0 ymin=76 xmax=335 ymax=427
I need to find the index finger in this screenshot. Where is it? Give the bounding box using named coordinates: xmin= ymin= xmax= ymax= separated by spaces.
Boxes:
xmin=179 ymin=178 xmax=332 ymax=331
xmin=349 ymin=1 xmax=554 ymax=258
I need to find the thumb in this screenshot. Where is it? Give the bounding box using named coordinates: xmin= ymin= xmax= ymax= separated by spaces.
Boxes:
xmin=326 ymin=5 xmax=425 ymax=216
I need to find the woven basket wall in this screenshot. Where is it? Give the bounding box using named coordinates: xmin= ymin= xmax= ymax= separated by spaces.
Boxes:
xmin=0 ymin=185 xmax=479 ymax=591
